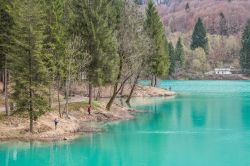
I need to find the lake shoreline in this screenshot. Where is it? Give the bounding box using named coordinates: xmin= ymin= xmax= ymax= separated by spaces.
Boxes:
xmin=0 ymin=85 xmax=175 ymax=142
xmin=171 ymin=74 xmax=250 ymax=80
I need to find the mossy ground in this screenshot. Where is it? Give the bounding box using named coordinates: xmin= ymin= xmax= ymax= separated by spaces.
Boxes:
xmin=67 ymin=100 xmax=101 ymax=111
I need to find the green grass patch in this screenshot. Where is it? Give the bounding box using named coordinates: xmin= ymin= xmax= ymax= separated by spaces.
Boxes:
xmin=68 ymin=100 xmax=101 ymax=111
xmin=0 ymin=112 xmax=6 ymax=121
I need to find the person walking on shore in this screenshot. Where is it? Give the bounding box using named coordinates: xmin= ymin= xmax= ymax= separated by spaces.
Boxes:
xmin=54 ymin=118 xmax=59 ymax=130
xmin=87 ymin=104 xmax=91 ymax=115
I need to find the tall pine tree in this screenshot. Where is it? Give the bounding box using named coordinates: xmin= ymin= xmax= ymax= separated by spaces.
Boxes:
xmin=219 ymin=12 xmax=228 ymax=36
xmin=42 ymin=0 xmax=67 ymax=117
xmin=191 ymin=17 xmax=208 ymax=54
xmin=145 ymin=0 xmax=169 ymax=86
xmin=168 ymin=42 xmax=175 ymax=76
xmin=72 ymin=0 xmax=118 ymax=106
xmin=0 ymin=0 xmax=13 ymax=115
xmin=240 ymin=20 xmax=250 ymax=73
xmin=10 ymin=0 xmax=49 ymax=133
xmin=175 ymin=37 xmax=185 ymax=68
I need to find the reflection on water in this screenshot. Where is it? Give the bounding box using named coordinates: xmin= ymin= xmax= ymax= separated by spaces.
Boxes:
xmin=1 ymin=81 xmax=250 ymax=166
xmin=241 ymin=103 xmax=250 ymax=129
xmin=191 ymin=100 xmax=207 ymax=127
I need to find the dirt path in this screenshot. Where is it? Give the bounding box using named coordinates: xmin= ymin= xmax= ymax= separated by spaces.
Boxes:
xmin=0 ymin=96 xmax=88 ymax=113
xmin=0 ymin=98 xmax=134 ymax=141
xmin=0 ymin=107 xmax=4 ymax=112
xmin=0 ymin=85 xmax=175 ymax=113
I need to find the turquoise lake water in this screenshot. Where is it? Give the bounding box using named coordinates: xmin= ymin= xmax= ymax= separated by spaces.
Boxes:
xmin=1 ymin=80 xmax=250 ymax=166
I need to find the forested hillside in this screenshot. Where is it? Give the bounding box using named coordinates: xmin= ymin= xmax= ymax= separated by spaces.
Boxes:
xmin=138 ymin=0 xmax=250 ymax=34
xmin=151 ymin=0 xmax=250 ymax=78
xmin=158 ymin=0 xmax=250 ymax=35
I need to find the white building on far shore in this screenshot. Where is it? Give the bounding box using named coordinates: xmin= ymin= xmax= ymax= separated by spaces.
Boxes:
xmin=214 ymin=68 xmax=232 ymax=75
xmin=205 ymin=67 xmax=238 ymax=75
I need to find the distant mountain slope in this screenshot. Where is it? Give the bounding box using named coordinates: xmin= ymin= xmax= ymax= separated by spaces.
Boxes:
xmin=155 ymin=0 xmax=250 ymax=35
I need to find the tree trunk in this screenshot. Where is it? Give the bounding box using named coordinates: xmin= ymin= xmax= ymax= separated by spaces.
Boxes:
xmin=28 ymin=50 xmax=33 ymax=133
xmin=2 ymin=70 xmax=5 ymax=93
xmin=106 ymin=56 xmax=123 ymax=111
xmin=65 ymin=79 xmax=70 ymax=117
xmin=154 ymin=75 xmax=157 ymax=87
xmin=29 ymin=89 xmax=33 ymax=133
xmin=119 ymin=84 xmax=125 ymax=96
xmin=106 ymin=90 xmax=117 ymax=111
xmin=57 ymin=77 xmax=62 ymax=118
xmin=126 ymin=72 xmax=141 ymax=104
xmin=49 ymin=85 xmax=53 ymax=108
xmin=106 ymin=81 xmax=119 ymax=111
xmin=151 ymin=75 xmax=154 ymax=86
xmin=4 ymin=67 xmax=9 ymax=116
xmin=93 ymin=87 xmax=96 ymax=101
xmin=106 ymin=52 xmax=133 ymax=110
xmin=0 ymin=71 xmax=3 ymax=83
xmin=88 ymin=83 xmax=92 ymax=105
xmin=95 ymin=87 xmax=101 ymax=101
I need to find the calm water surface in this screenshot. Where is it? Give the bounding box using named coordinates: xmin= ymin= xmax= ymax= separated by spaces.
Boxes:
xmin=1 ymin=80 xmax=250 ymax=166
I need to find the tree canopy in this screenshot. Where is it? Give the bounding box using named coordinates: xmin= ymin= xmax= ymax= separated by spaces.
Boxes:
xmin=240 ymin=20 xmax=250 ymax=72
xmin=145 ymin=0 xmax=169 ymax=86
xmin=175 ymin=37 xmax=185 ymax=68
xmin=10 ymin=0 xmax=50 ymax=132
xmin=168 ymin=42 xmax=175 ymax=76
xmin=191 ymin=17 xmax=208 ymax=54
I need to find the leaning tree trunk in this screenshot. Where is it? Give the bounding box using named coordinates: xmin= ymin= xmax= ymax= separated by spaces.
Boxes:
xmin=119 ymin=84 xmax=125 ymax=96
xmin=106 ymin=75 xmax=132 ymax=111
xmin=126 ymin=71 xmax=141 ymax=104
xmin=106 ymin=53 xmax=133 ymax=110
xmin=106 ymin=89 xmax=118 ymax=111
xmin=106 ymin=57 xmax=123 ymax=111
